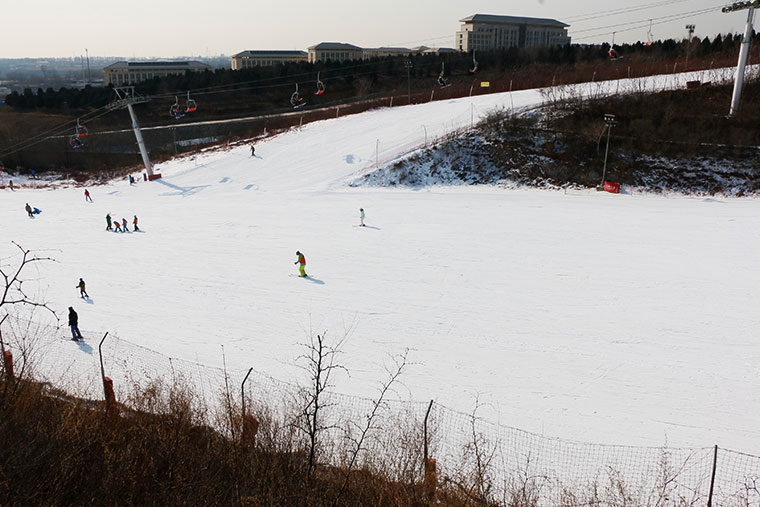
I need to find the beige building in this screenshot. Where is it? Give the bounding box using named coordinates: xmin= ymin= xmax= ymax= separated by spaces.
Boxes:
xmin=231 ymin=50 xmax=308 ymax=70
xmin=104 ymin=61 xmax=212 ymax=86
xmin=362 ymin=47 xmax=414 ymax=59
xmin=456 ymin=14 xmax=570 ymax=52
xmin=307 ymin=42 xmax=363 ymax=63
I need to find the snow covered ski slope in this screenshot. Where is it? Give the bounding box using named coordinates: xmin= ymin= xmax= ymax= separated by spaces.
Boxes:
xmin=1 ymin=66 xmax=759 ymax=454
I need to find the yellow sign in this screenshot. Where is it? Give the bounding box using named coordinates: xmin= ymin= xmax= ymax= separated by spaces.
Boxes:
xmin=480 ymin=82 xmax=490 ymax=87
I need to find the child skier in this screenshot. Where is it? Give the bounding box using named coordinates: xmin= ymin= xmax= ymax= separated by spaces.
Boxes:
xmin=76 ymin=278 xmax=89 ymax=299
xmin=295 ymin=251 xmax=307 ymax=277
xmin=122 ymin=218 xmax=128 ymax=232
xmin=68 ymin=307 xmax=83 ymax=341
xmin=25 ymin=203 xmax=34 ymax=217
xmin=84 ymin=189 xmax=93 ymax=202
xmin=359 ymin=208 xmax=365 ymax=227
xmin=106 ymin=213 xmax=112 ymax=230
xmin=133 ymin=215 xmax=139 ymax=231
xmin=114 ymin=220 xmax=122 ymax=232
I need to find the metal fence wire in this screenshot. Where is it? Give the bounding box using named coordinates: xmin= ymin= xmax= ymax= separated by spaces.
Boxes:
xmin=1 ymin=315 xmax=758 ymax=506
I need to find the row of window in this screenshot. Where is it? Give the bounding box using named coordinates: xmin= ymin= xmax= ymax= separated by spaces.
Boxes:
xmin=107 ymin=71 xmax=183 ymax=84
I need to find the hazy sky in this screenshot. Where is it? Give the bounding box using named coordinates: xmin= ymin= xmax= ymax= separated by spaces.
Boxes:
xmin=2 ymin=0 xmax=749 ymax=58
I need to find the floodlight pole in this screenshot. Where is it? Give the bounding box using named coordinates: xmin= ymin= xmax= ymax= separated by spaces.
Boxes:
xmin=723 ymin=1 xmax=759 ymax=117
xmin=404 ymin=59 xmax=413 ymax=105
xmin=684 ymin=24 xmax=696 ymax=68
xmin=600 ymin=114 xmax=617 ymax=188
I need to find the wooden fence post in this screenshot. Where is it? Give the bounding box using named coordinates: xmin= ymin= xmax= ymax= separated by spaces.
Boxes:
xmin=3 ymin=350 xmax=13 ymax=380
xmin=423 ymin=400 xmax=436 ymax=499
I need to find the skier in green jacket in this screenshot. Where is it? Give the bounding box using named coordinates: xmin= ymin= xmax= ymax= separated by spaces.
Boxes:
xmin=295 ymin=251 xmax=307 ymax=277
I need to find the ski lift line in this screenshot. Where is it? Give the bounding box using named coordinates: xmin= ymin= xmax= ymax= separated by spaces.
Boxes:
xmin=570 ymin=5 xmax=722 ymax=35
xmin=564 ymin=0 xmax=696 ymax=23
xmin=146 ymin=55 xmax=452 ymax=102
xmin=572 ymin=7 xmax=718 ymax=41
xmin=0 ymin=107 xmax=113 ymax=158
xmin=148 ymin=59 xmax=448 ymax=103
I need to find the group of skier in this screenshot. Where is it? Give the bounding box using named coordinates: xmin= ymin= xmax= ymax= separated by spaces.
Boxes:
xmin=106 ymin=213 xmax=139 ymax=232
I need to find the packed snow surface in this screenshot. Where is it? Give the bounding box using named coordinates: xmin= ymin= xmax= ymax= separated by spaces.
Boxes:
xmin=2 ymin=67 xmax=759 ymax=454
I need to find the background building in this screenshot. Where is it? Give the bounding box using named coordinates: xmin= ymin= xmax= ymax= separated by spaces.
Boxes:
xmin=231 ymin=50 xmax=308 ymax=70
xmin=456 ymin=14 xmax=570 ymax=51
xmin=104 ymin=61 xmax=211 ymax=86
xmin=362 ymin=47 xmax=414 ymax=59
xmin=307 ymin=43 xmax=363 ymax=63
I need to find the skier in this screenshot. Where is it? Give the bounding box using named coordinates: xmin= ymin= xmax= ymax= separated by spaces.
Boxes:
xmin=129 ymin=175 xmax=135 ymax=185
xmin=114 ymin=220 xmax=122 ymax=232
xmin=68 ymin=307 xmax=83 ymax=341
xmin=133 ymin=215 xmax=139 ymax=231
xmin=76 ymin=278 xmax=89 ymax=299
xmin=122 ymin=218 xmax=128 ymax=232
xmin=250 ymin=145 xmax=256 ymax=157
xmin=359 ymin=208 xmax=366 ymax=227
xmin=295 ymin=251 xmax=307 ymax=277
xmin=25 ymin=203 xmax=33 ymax=217
xmin=106 ymin=213 xmax=112 ymax=231
xmin=84 ymin=189 xmax=93 ymax=202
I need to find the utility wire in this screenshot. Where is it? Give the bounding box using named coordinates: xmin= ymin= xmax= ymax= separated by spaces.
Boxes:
xmin=570 ymin=5 xmax=723 ymax=35
xmin=564 ymin=0 xmax=696 ymax=22
xmin=572 ymin=7 xmax=721 ymax=40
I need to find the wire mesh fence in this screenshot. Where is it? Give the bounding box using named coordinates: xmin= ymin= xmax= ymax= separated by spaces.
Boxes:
xmin=1 ymin=313 xmax=758 ymax=506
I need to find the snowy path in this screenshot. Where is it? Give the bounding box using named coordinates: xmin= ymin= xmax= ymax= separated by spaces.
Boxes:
xmin=1 ymin=66 xmax=759 ymax=455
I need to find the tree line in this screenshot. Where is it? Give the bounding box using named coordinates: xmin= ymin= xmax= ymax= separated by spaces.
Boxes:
xmin=3 ymin=34 xmax=753 ymax=113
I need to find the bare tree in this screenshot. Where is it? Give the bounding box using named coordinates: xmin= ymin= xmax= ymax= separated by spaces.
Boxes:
xmin=0 ymin=241 xmax=57 ymax=318
xmin=296 ymin=331 xmax=348 ymax=482
xmin=332 ymin=349 xmax=410 ymax=506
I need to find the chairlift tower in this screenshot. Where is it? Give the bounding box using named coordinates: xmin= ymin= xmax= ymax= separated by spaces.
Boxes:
xmin=108 ymin=87 xmax=159 ymax=179
xmin=722 ymin=1 xmax=759 ymax=117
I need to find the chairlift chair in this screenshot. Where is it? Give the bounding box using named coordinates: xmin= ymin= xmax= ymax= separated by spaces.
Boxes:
xmin=69 ymin=119 xmax=87 ymax=149
xmin=608 ymin=32 xmax=619 ymax=59
xmin=170 ymin=97 xmax=184 ymax=119
xmin=437 ymin=62 xmax=448 ymax=87
xmin=185 ymin=91 xmax=197 ymax=113
xmin=470 ymin=50 xmax=479 ymax=74
xmin=290 ymin=83 xmax=305 ymax=107
xmin=314 ymin=72 xmax=325 ymax=95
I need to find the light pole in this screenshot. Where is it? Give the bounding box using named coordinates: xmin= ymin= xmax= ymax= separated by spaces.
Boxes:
xmin=685 ymin=24 xmax=696 ymax=68
xmin=404 ymin=59 xmax=413 ymax=105
xmin=600 ymin=114 xmax=617 ymax=188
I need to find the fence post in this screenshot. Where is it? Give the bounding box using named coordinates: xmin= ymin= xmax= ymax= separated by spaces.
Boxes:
xmin=423 ymin=400 xmax=436 ymax=499
xmin=389 ymin=96 xmax=393 ymax=107
xmin=469 ymin=84 xmax=474 ymax=97
xmin=707 ymin=445 xmax=718 ymax=507
xmin=240 ymin=367 xmax=259 ymax=445
xmin=98 ymin=332 xmax=117 ymax=416
xmin=336 ymin=106 xmax=340 ymax=118
xmin=430 ymin=89 xmax=435 ymax=102
xmin=3 ymin=350 xmax=13 ymax=380
xmin=299 ymin=115 xmax=303 ymax=128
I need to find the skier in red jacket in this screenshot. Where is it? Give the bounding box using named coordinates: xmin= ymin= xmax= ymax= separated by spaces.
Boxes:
xmin=295 ymin=251 xmax=307 ymax=277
